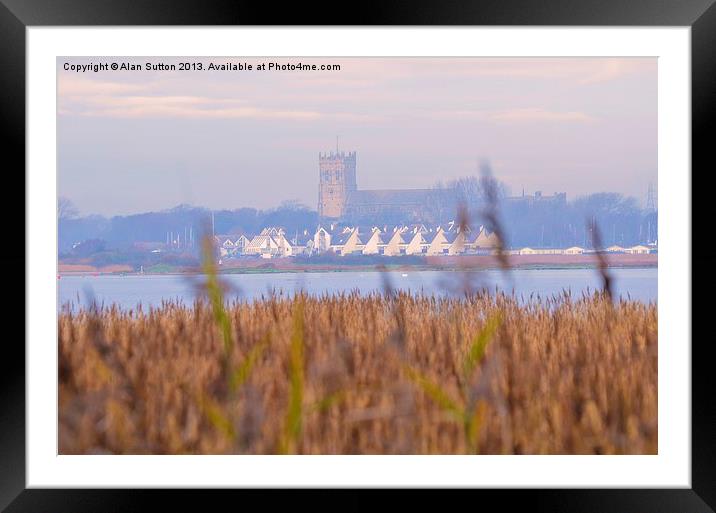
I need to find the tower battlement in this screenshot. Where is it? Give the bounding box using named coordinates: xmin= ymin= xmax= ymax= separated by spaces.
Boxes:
xmin=319 ymin=151 xmax=356 ymax=160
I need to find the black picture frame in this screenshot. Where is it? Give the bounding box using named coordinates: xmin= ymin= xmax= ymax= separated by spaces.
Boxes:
xmin=2 ymin=0 xmax=713 ymax=510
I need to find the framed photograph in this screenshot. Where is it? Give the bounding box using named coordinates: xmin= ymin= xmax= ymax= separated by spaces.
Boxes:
xmin=4 ymin=0 xmax=713 ymax=510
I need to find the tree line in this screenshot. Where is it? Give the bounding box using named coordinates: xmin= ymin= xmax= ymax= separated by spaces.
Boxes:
xmin=59 ymin=182 xmax=656 ymax=256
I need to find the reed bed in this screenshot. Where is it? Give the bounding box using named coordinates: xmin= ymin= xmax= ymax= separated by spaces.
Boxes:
xmin=58 ymin=290 xmax=657 ymax=455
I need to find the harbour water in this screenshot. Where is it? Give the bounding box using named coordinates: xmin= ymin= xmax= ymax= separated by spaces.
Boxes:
xmin=58 ymin=267 xmax=657 ymax=311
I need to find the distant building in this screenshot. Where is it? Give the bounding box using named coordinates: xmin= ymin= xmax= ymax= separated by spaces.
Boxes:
xmin=514 ymin=245 xmax=585 ymax=255
xmin=469 ymin=227 xmax=500 ymax=250
xmin=426 ymin=228 xmax=449 ymax=255
xmin=234 ymin=234 xmax=251 ymax=255
xmin=382 ymin=228 xmax=407 ymax=256
xmin=317 ymin=149 xmax=565 ymax=222
xmin=625 ymin=245 xmax=651 ymax=254
xmin=331 ymin=227 xmax=363 ymax=256
xmin=344 ymin=188 xmax=434 ymax=219
xmin=219 ymin=237 xmax=234 ymax=257
xmin=318 ymin=151 xmax=358 ymax=218
xmin=605 ymin=245 xmax=626 ymax=253
xmin=361 ymin=227 xmax=384 ymax=255
xmin=505 ymin=190 xmax=567 ymax=205
xmin=404 ymin=227 xmax=431 ymax=255
xmin=244 ymin=227 xmax=293 ymax=258
xmin=318 ymin=150 xmax=434 ymax=221
xmin=444 ymin=231 xmax=467 ymax=255
xmin=228 ymin=221 xmax=613 ymax=260
xmin=518 ymin=247 xmax=537 ymax=255
xmin=564 ymin=246 xmax=585 ymax=255
xmin=289 ymin=230 xmax=315 ymax=256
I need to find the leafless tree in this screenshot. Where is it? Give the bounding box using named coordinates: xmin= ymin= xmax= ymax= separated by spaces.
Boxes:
xmin=58 ymin=196 xmax=79 ymax=220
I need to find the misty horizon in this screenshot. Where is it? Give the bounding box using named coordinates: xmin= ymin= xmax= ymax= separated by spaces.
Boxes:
xmin=60 ymin=185 xmax=652 ymax=219
xmin=58 ymin=57 xmax=657 ymax=217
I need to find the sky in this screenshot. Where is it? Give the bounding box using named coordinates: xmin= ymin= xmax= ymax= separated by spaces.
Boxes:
xmin=57 ymin=57 xmax=657 ymax=216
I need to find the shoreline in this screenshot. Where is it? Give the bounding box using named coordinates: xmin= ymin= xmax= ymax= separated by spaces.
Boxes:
xmin=58 ymin=254 xmax=657 ymax=277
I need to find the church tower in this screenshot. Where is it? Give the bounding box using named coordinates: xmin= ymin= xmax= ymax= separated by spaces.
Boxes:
xmin=318 ymin=150 xmax=357 ymax=219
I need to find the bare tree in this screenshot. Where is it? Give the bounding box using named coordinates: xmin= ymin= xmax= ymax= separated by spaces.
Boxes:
xmin=58 ymin=197 xmax=79 ymax=220
xmin=452 ymin=176 xmax=482 ymax=207
xmin=425 ymin=183 xmax=454 ymax=224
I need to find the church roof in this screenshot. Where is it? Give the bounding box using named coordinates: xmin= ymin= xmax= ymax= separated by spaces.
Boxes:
xmin=331 ymin=230 xmax=357 ymax=246
xmin=346 ymin=189 xmax=433 ymax=206
xmin=290 ymin=232 xmax=314 ymax=246
xmin=442 ymin=232 xmax=461 ymax=244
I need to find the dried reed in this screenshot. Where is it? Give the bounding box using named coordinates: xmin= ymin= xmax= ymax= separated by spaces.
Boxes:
xmin=59 ymin=290 xmax=657 ymax=455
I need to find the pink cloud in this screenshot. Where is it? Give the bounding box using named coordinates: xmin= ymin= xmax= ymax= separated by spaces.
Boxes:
xmin=58 ymin=76 xmax=147 ymax=97
xmin=490 ymin=108 xmax=595 ymax=123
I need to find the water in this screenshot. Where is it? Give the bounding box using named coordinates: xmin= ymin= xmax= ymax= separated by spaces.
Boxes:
xmin=57 ymin=268 xmax=657 ymax=311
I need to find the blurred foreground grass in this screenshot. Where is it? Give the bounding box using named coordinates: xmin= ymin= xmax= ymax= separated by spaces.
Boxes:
xmin=59 ymin=291 xmax=656 ymax=455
